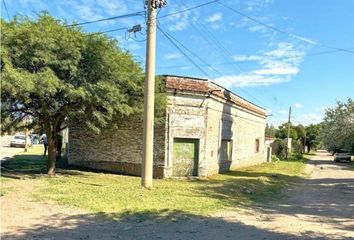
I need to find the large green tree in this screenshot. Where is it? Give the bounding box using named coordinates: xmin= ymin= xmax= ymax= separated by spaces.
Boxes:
xmin=305 ymin=123 xmax=321 ymax=153
xmin=1 ymin=14 xmax=144 ymax=174
xmin=275 ymin=122 xmax=298 ymax=140
xmin=320 ymin=99 xmax=354 ymax=154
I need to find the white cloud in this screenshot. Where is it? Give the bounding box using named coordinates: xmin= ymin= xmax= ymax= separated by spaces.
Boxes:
xmin=244 ymin=0 xmax=274 ymax=11
xmin=249 ymin=25 xmax=268 ymax=33
xmin=264 ymin=42 xmax=305 ymax=59
xmin=289 ymin=34 xmax=317 ymax=45
xmin=215 ymin=42 xmax=305 ymax=87
xmin=254 ymin=67 xmax=299 ymax=75
xmin=233 ymin=55 xmax=262 ymax=62
xmin=294 ymin=103 xmax=303 ymax=109
xmin=301 ymin=113 xmax=323 ymax=125
xmin=163 ymin=53 xmax=181 ymax=60
xmin=180 ymin=66 xmax=191 ymax=70
xmin=96 ymin=0 xmax=128 ymax=16
xmin=278 ymin=110 xmax=288 ymax=115
xmin=214 ymin=74 xmax=289 ymax=87
xmin=207 ymin=13 xmax=223 ymax=22
xmin=166 ymin=7 xmax=199 ymax=31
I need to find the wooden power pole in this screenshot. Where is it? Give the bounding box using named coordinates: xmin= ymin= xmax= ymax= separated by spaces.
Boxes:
xmin=24 ymin=115 xmax=29 ymax=152
xmin=285 ymin=106 xmax=292 ymax=159
xmin=142 ymin=0 xmax=166 ymax=189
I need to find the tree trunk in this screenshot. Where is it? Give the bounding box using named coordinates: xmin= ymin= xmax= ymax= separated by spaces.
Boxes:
xmin=47 ymin=136 xmax=57 ymax=175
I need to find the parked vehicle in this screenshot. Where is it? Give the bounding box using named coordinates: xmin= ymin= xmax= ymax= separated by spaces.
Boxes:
xmin=10 ymin=135 xmax=31 ymax=148
xmin=334 ymin=149 xmax=352 ymax=162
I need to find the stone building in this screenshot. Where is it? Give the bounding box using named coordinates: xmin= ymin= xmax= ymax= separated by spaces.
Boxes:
xmin=68 ymin=75 xmax=267 ymax=178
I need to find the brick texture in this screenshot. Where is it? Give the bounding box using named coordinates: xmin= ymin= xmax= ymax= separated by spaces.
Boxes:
xmin=69 ymin=75 xmax=267 ymax=178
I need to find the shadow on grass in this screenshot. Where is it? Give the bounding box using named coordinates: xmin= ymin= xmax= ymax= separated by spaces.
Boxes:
xmin=1 ymin=209 xmax=336 ymax=240
xmin=0 ymin=153 xmax=87 ymax=179
xmin=193 ymin=171 xmax=303 ymax=209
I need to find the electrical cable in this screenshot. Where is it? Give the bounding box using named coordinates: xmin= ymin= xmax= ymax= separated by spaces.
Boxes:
xmin=157 ymin=47 xmax=354 ymax=70
xmin=218 ymin=1 xmax=354 ymax=54
xmin=91 ymin=27 xmax=128 ymax=35
xmin=2 ymin=0 xmax=10 ymax=20
xmin=161 ymin=29 xmax=224 ymax=76
xmin=65 ymin=11 xmax=145 ymax=27
xmin=157 ymin=25 xmax=212 ymax=78
xmin=158 ymin=0 xmax=220 ymax=19
xmin=158 ymin=25 xmax=280 ymax=114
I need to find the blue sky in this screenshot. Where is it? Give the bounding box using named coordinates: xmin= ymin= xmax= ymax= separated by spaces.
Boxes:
xmin=2 ymin=0 xmax=354 ymax=126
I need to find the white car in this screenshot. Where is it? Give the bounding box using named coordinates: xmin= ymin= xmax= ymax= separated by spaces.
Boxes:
xmin=334 ymin=150 xmax=352 ymax=162
xmin=10 ymin=135 xmax=31 ymax=148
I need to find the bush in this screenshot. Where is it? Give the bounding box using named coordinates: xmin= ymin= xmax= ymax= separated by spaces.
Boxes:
xmin=292 ymin=140 xmax=304 ymax=154
xmin=272 ymin=155 xmax=280 ymax=162
xmin=272 ymin=138 xmax=286 ymax=159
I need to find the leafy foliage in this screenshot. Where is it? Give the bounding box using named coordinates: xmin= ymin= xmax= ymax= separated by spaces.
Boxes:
xmin=305 ymin=124 xmax=322 ymax=153
xmin=271 ymin=122 xmax=322 ymax=156
xmin=1 ymin=14 xmax=144 ymax=173
xmin=265 ymin=123 xmax=276 ymax=137
xmin=320 ymin=98 xmax=354 ymax=154
xmin=275 ymin=122 xmax=298 ymax=140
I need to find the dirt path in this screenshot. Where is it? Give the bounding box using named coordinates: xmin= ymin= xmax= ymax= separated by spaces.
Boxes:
xmin=0 ymin=135 xmax=24 ymax=162
xmin=1 ymin=151 xmax=354 ymax=239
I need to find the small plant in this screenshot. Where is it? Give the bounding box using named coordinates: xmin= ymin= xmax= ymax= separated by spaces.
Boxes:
xmin=292 ymin=153 xmax=303 ymax=160
xmin=271 ymin=155 xmax=280 ymax=162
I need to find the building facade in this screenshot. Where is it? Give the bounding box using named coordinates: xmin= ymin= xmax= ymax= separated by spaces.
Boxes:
xmin=68 ymin=75 xmax=267 ymax=178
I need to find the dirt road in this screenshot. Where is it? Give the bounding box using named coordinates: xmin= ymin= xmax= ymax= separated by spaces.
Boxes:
xmin=0 ymin=136 xmax=24 ymax=162
xmin=1 ymin=151 xmax=353 ymax=239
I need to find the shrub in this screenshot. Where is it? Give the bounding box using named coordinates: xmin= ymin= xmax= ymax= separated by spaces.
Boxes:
xmin=271 ymin=155 xmax=280 ymax=162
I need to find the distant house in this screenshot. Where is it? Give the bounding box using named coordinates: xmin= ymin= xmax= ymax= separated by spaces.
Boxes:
xmin=68 ymin=75 xmax=267 ymax=178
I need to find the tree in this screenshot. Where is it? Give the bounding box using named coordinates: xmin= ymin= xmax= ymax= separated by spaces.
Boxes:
xmin=294 ymin=124 xmax=306 ymax=153
xmin=305 ymin=124 xmax=321 ymax=153
xmin=275 ymin=122 xmax=298 ymax=140
xmin=1 ymin=14 xmax=144 ymax=174
xmin=265 ymin=123 xmax=276 ymax=137
xmin=320 ymin=99 xmax=354 ymax=154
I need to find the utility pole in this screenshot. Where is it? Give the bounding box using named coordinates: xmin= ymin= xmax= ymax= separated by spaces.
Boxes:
xmin=304 ymin=132 xmax=307 ymax=154
xmin=24 ymin=115 xmax=29 ymax=152
xmin=142 ymin=0 xmax=166 ymax=189
xmin=285 ymin=106 xmax=291 ymax=159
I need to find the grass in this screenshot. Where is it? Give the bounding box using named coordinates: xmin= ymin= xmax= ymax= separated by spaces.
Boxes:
xmin=349 ymin=161 xmax=354 ymax=169
xmin=2 ymin=145 xmax=47 ymax=173
xmin=1 ymin=147 xmax=308 ymax=220
xmin=0 ymin=177 xmax=13 ymax=196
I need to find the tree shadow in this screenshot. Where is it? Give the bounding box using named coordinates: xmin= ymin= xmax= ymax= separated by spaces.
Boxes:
xmin=1 ymin=153 xmax=87 ymax=179
xmin=192 ymin=159 xmax=354 ymax=233
xmin=247 ymin=160 xmax=354 ymax=233
xmin=1 ymin=209 xmax=337 ymax=240
xmin=192 ymin=170 xmax=304 ymax=210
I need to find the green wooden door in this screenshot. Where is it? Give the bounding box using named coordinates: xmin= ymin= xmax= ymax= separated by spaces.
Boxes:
xmin=172 ymin=138 xmax=199 ymax=176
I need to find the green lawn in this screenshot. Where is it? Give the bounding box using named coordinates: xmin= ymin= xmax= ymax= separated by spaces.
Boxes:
xmin=0 ymin=177 xmax=13 ymax=196
xmin=1 ymin=147 xmax=308 ymax=220
xmin=349 ymin=161 xmax=354 ymax=169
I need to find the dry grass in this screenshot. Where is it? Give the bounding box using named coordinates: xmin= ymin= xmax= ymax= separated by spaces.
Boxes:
xmin=1 ymin=146 xmax=307 ymax=220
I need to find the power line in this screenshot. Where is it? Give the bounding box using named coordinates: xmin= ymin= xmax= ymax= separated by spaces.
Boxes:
xmin=218 ymin=2 xmax=354 ymax=54
xmin=161 ymin=28 xmax=224 ymax=77
xmin=157 ymin=25 xmax=212 ymax=78
xmin=175 ymin=8 xmax=272 ymax=110
xmin=158 ymin=0 xmax=220 ymax=19
xmin=157 ymin=47 xmax=354 ymax=70
xmin=65 ymin=11 xmax=145 ymax=27
xmin=95 ymin=27 xmax=128 ymax=34
xmin=2 ymin=0 xmax=10 ymax=20
xmin=158 ymin=25 xmax=278 ymax=113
